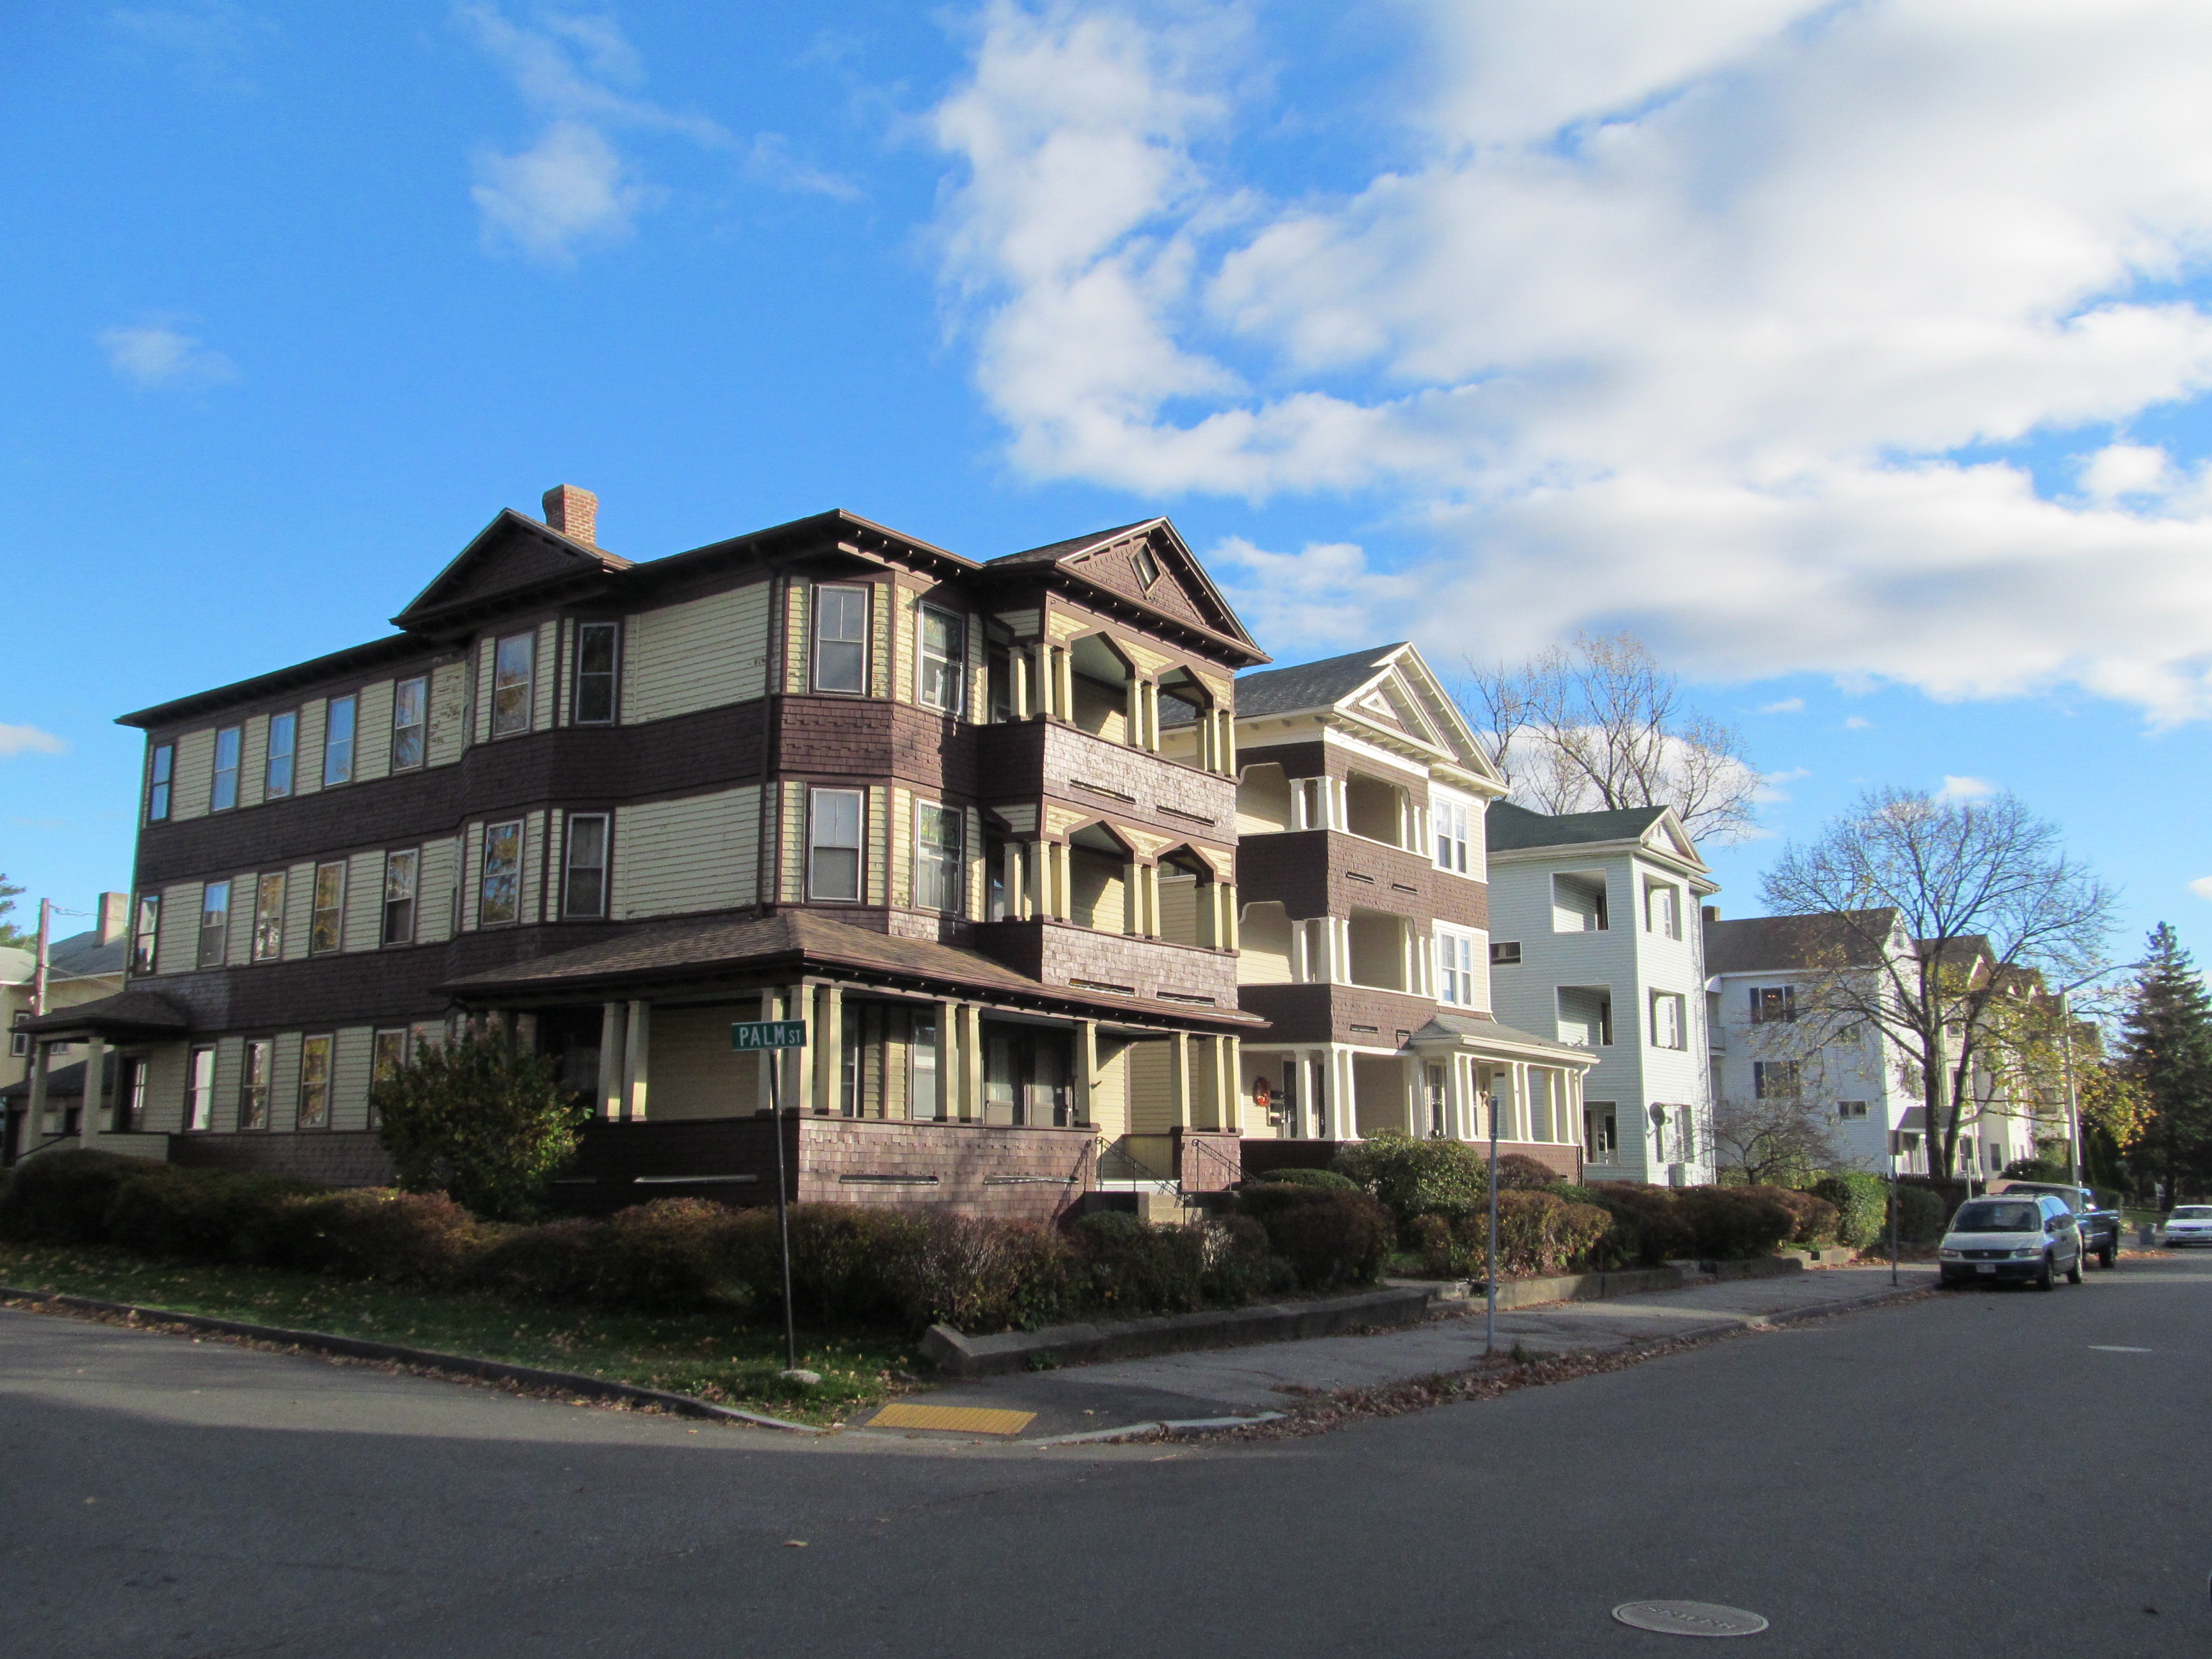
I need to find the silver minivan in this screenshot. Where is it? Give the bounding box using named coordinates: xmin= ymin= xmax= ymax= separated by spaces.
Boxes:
xmin=1938 ymin=1195 xmax=2085 ymax=1290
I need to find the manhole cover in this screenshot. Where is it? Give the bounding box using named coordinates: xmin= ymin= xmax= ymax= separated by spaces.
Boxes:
xmin=1613 ymin=1601 xmax=1769 ymax=1637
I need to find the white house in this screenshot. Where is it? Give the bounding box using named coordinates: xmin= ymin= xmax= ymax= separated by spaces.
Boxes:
xmin=1484 ymin=803 xmax=1718 ymax=1185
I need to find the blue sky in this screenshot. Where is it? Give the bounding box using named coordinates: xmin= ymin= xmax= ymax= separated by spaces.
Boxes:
xmin=5 ymin=1 xmax=2210 ymax=968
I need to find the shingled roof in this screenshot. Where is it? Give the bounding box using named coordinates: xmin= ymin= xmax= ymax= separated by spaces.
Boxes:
xmin=1486 ymin=800 xmax=1671 ymax=851
xmin=1231 ymin=644 xmax=1407 ymax=718
xmin=1703 ymin=909 xmax=1902 ymax=974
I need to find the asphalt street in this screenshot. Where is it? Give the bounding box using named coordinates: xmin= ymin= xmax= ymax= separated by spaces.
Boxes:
xmin=4 ymin=1257 xmax=2208 ymax=1658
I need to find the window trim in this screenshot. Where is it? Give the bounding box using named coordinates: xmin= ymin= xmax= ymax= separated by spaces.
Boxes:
xmin=1750 ymin=985 xmax=1797 ymax=1025
xmin=563 ymin=811 xmax=611 ymax=919
xmin=572 ymin=621 xmax=620 ymax=725
xmin=811 ymin=583 xmax=870 ymax=696
xmin=913 ymin=799 xmax=963 ymax=913
xmin=184 ymin=1043 xmax=217 ymax=1132
xmin=917 ymin=606 xmax=966 ymax=715
xmin=239 ymin=1036 xmax=272 ymax=1130
xmin=391 ymin=674 xmax=428 ymax=771
xmin=1753 ymin=1059 xmax=1802 ymax=1100
xmin=479 ymin=819 xmax=525 ymax=927
xmin=324 ymin=693 xmax=358 ymax=786
xmin=1488 ymin=940 xmax=1522 ymax=966
xmin=252 ymin=871 xmax=286 ymax=962
xmin=197 ymin=879 xmax=231 ymax=969
xmin=310 ymin=860 xmax=346 ymax=956
xmin=1649 ymin=989 xmax=1686 ymax=1051
xmin=147 ymin=742 xmax=174 ymax=822
xmin=371 ymin=1028 xmax=410 ymax=1129
xmin=382 ymin=848 xmax=420 ymax=946
xmin=297 ymin=1033 xmax=334 ymax=1130
xmin=1435 ymin=925 xmax=1480 ymax=1007
xmin=211 ymin=724 xmax=243 ymax=812
xmin=264 ymin=710 xmax=298 ymax=800
xmin=1432 ymin=789 xmax=1473 ymax=876
xmin=119 ymin=1056 xmax=150 ymax=1133
xmin=1645 ymin=878 xmax=1681 ymax=940
xmin=492 ymin=633 xmax=536 ymax=737
xmin=131 ymin=894 xmax=161 ymax=975
xmin=807 ymin=786 xmax=865 ymax=902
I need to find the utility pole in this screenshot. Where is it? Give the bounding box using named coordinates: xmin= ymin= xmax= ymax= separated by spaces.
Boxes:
xmin=30 ymin=899 xmax=51 ymax=1016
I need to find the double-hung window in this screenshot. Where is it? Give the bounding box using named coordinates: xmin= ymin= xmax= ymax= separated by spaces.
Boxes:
xmin=1645 ymin=881 xmax=1681 ymax=939
xmin=382 ymin=849 xmax=419 ymax=945
xmin=493 ymin=634 xmax=534 ymax=736
xmin=197 ymin=881 xmax=230 ymax=968
xmin=147 ymin=743 xmax=174 ymax=822
xmin=265 ymin=712 xmax=297 ymax=799
xmin=918 ymin=608 xmax=964 ymax=714
xmin=808 ymin=788 xmax=863 ymax=902
xmin=914 ymin=802 xmax=962 ymax=912
xmin=132 ymin=894 xmax=161 ymax=974
xmin=812 ymin=585 xmax=868 ymax=693
xmin=1434 ymin=793 xmax=1472 ymax=874
xmin=324 ymin=694 xmax=357 ymax=786
xmin=240 ymin=1038 xmax=271 ymax=1130
xmin=1753 ymin=1059 xmax=1801 ymax=1099
xmin=564 ymin=814 xmax=609 ymax=917
xmin=1436 ymin=927 xmax=1478 ymax=1007
xmin=480 ymin=821 xmax=523 ymax=925
xmin=1650 ymin=990 xmax=1686 ymax=1050
xmin=212 ymin=726 xmax=243 ymax=811
xmin=1751 ymin=986 xmax=1797 ymax=1025
xmin=310 ymin=861 xmax=346 ymax=954
xmin=392 ymin=675 xmax=427 ymax=770
xmin=371 ymin=1029 xmax=408 ymax=1128
xmin=184 ymin=1045 xmax=216 ymax=1131
xmin=120 ymin=1057 xmax=149 ymax=1133
xmin=253 ymin=872 xmax=286 ymax=961
xmin=573 ymin=622 xmax=619 ymax=724
xmin=297 ymin=1035 xmax=333 ymax=1129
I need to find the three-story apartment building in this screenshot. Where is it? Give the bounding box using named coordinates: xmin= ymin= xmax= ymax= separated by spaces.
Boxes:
xmin=1485 ymin=803 xmax=1718 ymax=1184
xmin=1204 ymin=644 xmax=1596 ymax=1177
xmin=19 ymin=493 xmax=1268 ymax=1216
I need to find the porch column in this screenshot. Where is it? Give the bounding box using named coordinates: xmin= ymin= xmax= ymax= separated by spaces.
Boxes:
xmin=596 ymin=1002 xmax=626 ymax=1120
xmin=79 ymin=1033 xmax=109 ymax=1144
xmin=1012 ymin=648 xmax=1032 ymax=719
xmin=1166 ymin=1031 xmax=1192 ymax=1128
xmin=1447 ymin=1053 xmax=1472 ymax=1141
xmin=25 ymin=1040 xmax=51 ymax=1153
xmin=782 ymin=985 xmax=812 ymax=1116
xmin=1220 ymin=1035 xmax=1241 ymax=1133
xmin=1125 ymin=680 xmax=1144 ymax=747
xmin=1054 ymin=843 xmax=1074 ymax=922
xmin=813 ymin=982 xmax=843 ymax=1116
xmin=1074 ymin=1020 xmax=1097 ymax=1128
xmin=1031 ymin=642 xmax=1053 ymax=718
xmin=1056 ymin=649 xmax=1075 ymax=727
xmin=1143 ymin=682 xmax=1161 ymax=751
xmin=1220 ymin=884 xmax=1238 ymax=952
xmin=958 ymin=1003 xmax=984 ymax=1123
xmin=621 ymin=1001 xmax=650 ymax=1121
xmin=1123 ymin=860 xmax=1143 ymax=936
xmin=1334 ymin=1047 xmax=1359 ymax=1139
xmin=932 ymin=998 xmax=957 ymax=1123
xmin=1002 ymin=842 xmax=1025 ymax=920
xmin=1027 ymin=840 xmax=1050 ymax=921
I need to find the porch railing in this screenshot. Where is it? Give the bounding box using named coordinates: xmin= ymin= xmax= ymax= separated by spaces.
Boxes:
xmin=1096 ymin=1133 xmax=1178 ymax=1191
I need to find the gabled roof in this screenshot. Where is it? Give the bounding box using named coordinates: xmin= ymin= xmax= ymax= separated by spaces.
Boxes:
xmin=984 ymin=518 xmax=1266 ymax=664
xmin=392 ymin=508 xmax=634 ymax=634
xmin=1704 ymin=909 xmax=1903 ymax=974
xmin=1233 ymin=642 xmax=1503 ymax=786
xmin=47 ymin=928 xmax=127 ymax=981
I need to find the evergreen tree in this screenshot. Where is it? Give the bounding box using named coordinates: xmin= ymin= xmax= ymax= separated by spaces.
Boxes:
xmin=0 ymin=873 xmax=30 ymax=951
xmin=2117 ymin=924 xmax=2212 ymax=1205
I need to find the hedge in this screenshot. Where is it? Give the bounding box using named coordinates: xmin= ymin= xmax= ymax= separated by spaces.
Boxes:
xmin=1809 ymin=1172 xmax=1888 ymax=1248
xmin=1408 ymin=1191 xmax=1614 ymax=1279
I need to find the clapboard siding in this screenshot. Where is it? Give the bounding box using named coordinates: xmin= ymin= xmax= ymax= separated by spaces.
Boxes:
xmin=646 ymin=1004 xmax=763 ymax=1119
xmin=156 ymin=881 xmax=200 ymax=975
xmin=331 ymin=1025 xmax=374 ymax=1132
xmin=172 ymin=727 xmax=216 ymax=822
xmin=428 ymin=661 xmax=470 ymax=767
xmin=355 ymin=680 xmax=395 ymax=781
xmin=296 ymin=698 xmax=326 ymax=797
xmin=622 ymin=584 xmax=771 ymax=725
xmin=611 ymin=786 xmax=762 ymax=920
xmin=343 ymin=852 xmax=383 ymax=952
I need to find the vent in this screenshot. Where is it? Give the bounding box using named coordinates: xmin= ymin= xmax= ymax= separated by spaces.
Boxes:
xmin=1071 ymin=979 xmax=1136 ymax=997
xmin=1155 ymin=992 xmax=1216 ymax=1005
xmin=839 ymin=1172 xmax=941 ymax=1187
xmin=1072 ymin=778 xmax=1136 ymax=803
xmin=1157 ymin=804 xmax=1215 ymax=825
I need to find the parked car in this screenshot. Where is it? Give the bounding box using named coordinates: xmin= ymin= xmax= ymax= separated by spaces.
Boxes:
xmin=1991 ymin=1179 xmax=2123 ymax=1269
xmin=2159 ymin=1205 xmax=2212 ymax=1248
xmin=1938 ymin=1194 xmax=2085 ymax=1290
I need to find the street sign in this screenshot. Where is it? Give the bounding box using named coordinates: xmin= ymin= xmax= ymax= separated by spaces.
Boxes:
xmin=731 ymin=1020 xmax=808 ymax=1051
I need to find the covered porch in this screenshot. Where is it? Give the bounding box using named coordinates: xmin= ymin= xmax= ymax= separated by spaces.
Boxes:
xmin=6 ymin=989 xmax=192 ymax=1167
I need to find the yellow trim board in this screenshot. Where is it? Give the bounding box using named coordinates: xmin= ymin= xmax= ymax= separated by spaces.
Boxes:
xmin=869 ymin=1403 xmax=1036 ymax=1436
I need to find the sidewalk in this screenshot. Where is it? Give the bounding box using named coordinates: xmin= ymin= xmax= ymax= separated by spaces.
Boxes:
xmin=853 ymin=1264 xmax=1937 ymax=1443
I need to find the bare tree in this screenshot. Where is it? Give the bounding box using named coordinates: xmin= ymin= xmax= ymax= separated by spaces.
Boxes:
xmin=1713 ymin=1094 xmax=1845 ymax=1185
xmin=1461 ymin=632 xmax=1760 ymax=843
xmin=1761 ymin=788 xmax=2114 ymax=1181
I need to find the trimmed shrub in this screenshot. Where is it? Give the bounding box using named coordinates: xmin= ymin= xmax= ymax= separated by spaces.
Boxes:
xmin=1809 ymin=1172 xmax=1888 ymax=1248
xmin=894 ymin=1212 xmax=1072 ymax=1333
xmin=1235 ymin=1182 xmax=1348 ymax=1229
xmin=1738 ymin=1184 xmax=1840 ymax=1246
xmin=592 ymin=1198 xmax=768 ymax=1312
xmin=247 ymin=1190 xmax=480 ymax=1285
xmin=1581 ymin=1182 xmax=1698 ymax=1265
xmin=0 ymin=1148 xmax=146 ymax=1244
xmin=1410 ymin=1192 xmax=1617 ymax=1279
xmin=372 ymin=1035 xmax=587 ymax=1222
xmin=1066 ymin=1211 xmax=1208 ymax=1317
xmin=1332 ymin=1131 xmax=1488 ymax=1230
xmin=1676 ymin=1187 xmax=1795 ymax=1259
xmin=1258 ymin=1167 xmax=1359 ymax=1192
xmin=105 ymin=1166 xmax=307 ymax=1260
xmin=1264 ymin=1191 xmax=1393 ymax=1290
xmin=1494 ymin=1154 xmax=1562 ymax=1190
xmin=1894 ymin=1184 xmax=1946 ymax=1244
xmin=1199 ymin=1215 xmax=1277 ymax=1305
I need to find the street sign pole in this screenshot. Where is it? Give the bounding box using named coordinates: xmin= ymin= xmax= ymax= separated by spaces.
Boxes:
xmin=1485 ymin=1089 xmax=1500 ymax=1357
xmin=732 ymin=1020 xmax=809 ymax=1372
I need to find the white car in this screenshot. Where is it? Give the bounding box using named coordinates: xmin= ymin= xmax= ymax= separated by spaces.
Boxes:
xmin=2159 ymin=1205 xmax=2212 ymax=1248
xmin=1938 ymin=1195 xmax=2085 ymax=1290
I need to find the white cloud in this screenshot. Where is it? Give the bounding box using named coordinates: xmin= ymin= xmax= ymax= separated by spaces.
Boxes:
xmin=1753 ymin=765 xmax=1810 ymax=804
xmin=930 ymin=0 xmax=2212 ymax=721
xmin=1210 ymin=536 xmax=1419 ymax=652
xmin=745 ymin=133 xmax=862 ymax=201
xmin=1936 ymin=774 xmax=1997 ymax=801
xmin=1758 ymin=696 xmax=1804 ymax=714
xmin=2190 ymin=876 xmax=2212 ymax=901
xmin=97 ymin=323 xmax=235 ymax=390
xmin=1842 ymin=716 xmax=1874 ymax=730
xmin=461 ymin=5 xmax=727 ymax=262
xmin=0 ymin=724 xmax=68 ymax=759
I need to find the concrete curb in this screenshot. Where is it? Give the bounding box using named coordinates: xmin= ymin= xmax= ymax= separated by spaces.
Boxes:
xmin=1028 ymin=1412 xmax=1289 ymax=1447
xmin=0 ymin=1285 xmax=824 ymax=1434
xmin=1406 ymin=1254 xmax=1811 ymax=1313
xmin=920 ymin=1286 xmax=1434 ymax=1378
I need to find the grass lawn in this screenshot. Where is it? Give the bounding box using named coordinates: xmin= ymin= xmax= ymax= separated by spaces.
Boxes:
xmin=0 ymin=1242 xmax=916 ymax=1427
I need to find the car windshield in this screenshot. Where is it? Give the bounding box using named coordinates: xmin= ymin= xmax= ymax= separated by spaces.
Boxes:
xmin=2171 ymin=1207 xmax=2212 ymax=1220
xmin=1951 ymin=1202 xmax=2042 ymax=1233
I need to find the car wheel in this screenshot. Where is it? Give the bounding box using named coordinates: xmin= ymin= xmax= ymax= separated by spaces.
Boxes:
xmin=2036 ymin=1253 xmax=2056 ymax=1291
xmin=2066 ymin=1251 xmax=2084 ymax=1285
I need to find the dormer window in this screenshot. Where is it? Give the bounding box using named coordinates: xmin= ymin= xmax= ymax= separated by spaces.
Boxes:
xmin=1131 ymin=544 xmax=1160 ymax=588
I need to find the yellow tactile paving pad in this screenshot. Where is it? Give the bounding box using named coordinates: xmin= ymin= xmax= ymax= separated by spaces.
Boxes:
xmin=868 ymin=1403 xmax=1037 ymax=1436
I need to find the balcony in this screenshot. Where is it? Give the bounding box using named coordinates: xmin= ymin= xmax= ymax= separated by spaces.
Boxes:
xmin=976 ymin=919 xmax=1239 ymax=1010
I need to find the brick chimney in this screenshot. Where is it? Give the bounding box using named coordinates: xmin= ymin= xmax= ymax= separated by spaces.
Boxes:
xmin=541 ymin=485 xmax=598 ymax=547
xmin=95 ymin=891 xmax=130 ymax=945
xmin=1701 ymin=904 xmax=1720 ymax=925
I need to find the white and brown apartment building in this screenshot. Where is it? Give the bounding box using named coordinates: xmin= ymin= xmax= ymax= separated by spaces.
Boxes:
xmin=1205 ymin=644 xmax=1599 ymax=1179
xmin=14 ymin=491 xmax=1271 ymax=1217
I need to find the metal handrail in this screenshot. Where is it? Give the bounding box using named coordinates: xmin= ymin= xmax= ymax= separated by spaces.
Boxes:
xmin=1177 ymin=1130 xmax=1242 ymax=1192
xmin=1097 ymin=1133 xmax=1177 ymax=1189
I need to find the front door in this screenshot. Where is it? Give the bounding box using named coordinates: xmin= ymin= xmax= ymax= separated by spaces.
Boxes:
xmin=981 ymin=1026 xmax=1074 ymax=1127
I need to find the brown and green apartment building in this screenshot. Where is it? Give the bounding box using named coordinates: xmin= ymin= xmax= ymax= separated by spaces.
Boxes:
xmin=13 ymin=490 xmax=1269 ymax=1218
